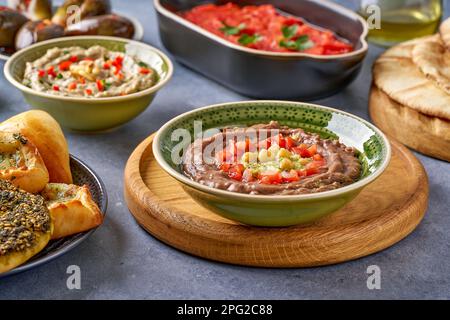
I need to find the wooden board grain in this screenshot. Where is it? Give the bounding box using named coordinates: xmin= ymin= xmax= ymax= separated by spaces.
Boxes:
xmin=370 ymin=85 xmax=450 ymax=162
xmin=124 ymin=134 xmax=429 ymax=267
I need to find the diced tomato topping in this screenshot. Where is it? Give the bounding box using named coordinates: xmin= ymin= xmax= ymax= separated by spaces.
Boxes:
xmin=297 ymin=169 xmax=307 ymax=178
xmin=307 ymin=144 xmax=317 ymax=156
xmin=59 ymin=60 xmax=72 ymax=71
xmin=96 ymin=80 xmax=104 ymax=91
xmin=115 ymin=55 xmax=124 ymax=65
xmin=69 ymin=55 xmax=78 ymax=62
xmin=285 ymin=136 xmax=296 ymax=149
xmin=291 ymin=146 xmax=311 ymax=158
xmin=304 ymin=159 xmax=325 ymax=176
xmin=291 ymin=144 xmax=318 ymax=158
xmin=313 ymin=154 xmax=323 ymax=161
xmin=103 ymin=63 xmax=110 ymax=69
xmin=38 ymin=69 xmax=45 ymax=77
xmin=116 ymin=72 xmax=124 ymax=80
xmin=46 ymin=66 xmax=56 ymax=77
xmin=228 ymin=164 xmax=245 ymax=181
xmin=281 ymin=170 xmax=300 ymax=182
xmin=52 ymin=85 xmax=59 ymax=91
xmin=305 ymin=167 xmax=319 ymax=176
xmin=219 ymin=163 xmax=231 ymax=172
xmin=269 ymin=134 xmax=287 ymax=148
xmin=139 ymin=68 xmax=152 ymax=75
xmin=85 ymin=89 xmax=93 ymax=95
xmin=242 ymin=169 xmax=255 ymax=182
xmin=68 ymin=82 xmax=77 ymax=90
xmin=259 ymin=171 xmax=282 ymax=184
xmin=78 ymin=77 xmax=86 ymax=84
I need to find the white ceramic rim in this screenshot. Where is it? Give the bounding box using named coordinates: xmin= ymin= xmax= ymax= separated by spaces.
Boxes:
xmin=3 ymin=35 xmax=174 ymax=102
xmin=153 ymin=100 xmax=392 ymax=202
xmin=154 ymin=0 xmax=369 ymax=59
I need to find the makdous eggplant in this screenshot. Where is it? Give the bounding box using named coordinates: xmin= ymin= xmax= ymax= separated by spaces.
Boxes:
xmin=7 ymin=0 xmax=52 ymax=21
xmin=0 ymin=6 xmax=28 ymax=51
xmin=52 ymin=0 xmax=111 ymax=26
xmin=15 ymin=20 xmax=64 ymax=50
xmin=64 ymin=14 xmax=134 ymax=38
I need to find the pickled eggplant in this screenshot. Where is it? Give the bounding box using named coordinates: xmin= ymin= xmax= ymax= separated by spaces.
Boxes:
xmin=7 ymin=0 xmax=52 ymax=21
xmin=15 ymin=20 xmax=64 ymax=50
xmin=52 ymin=0 xmax=111 ymax=26
xmin=64 ymin=14 xmax=134 ymax=38
xmin=0 ymin=6 xmax=28 ymax=51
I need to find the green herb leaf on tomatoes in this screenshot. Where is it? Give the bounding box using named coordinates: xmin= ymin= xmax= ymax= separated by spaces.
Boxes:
xmin=238 ymin=34 xmax=262 ymax=46
xmin=280 ymin=35 xmax=314 ymax=51
xmin=138 ymin=61 xmax=148 ymax=68
xmin=220 ymin=23 xmax=246 ymax=35
xmin=282 ymin=24 xmax=298 ymax=39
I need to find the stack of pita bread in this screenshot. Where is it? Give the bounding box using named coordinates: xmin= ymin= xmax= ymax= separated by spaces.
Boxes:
xmin=370 ymin=18 xmax=450 ymax=162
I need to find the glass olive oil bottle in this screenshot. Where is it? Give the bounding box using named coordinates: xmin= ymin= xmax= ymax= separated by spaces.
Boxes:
xmin=359 ymin=0 xmax=443 ymax=47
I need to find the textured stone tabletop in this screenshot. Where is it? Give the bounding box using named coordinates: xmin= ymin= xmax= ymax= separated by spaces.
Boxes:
xmin=0 ymin=0 xmax=449 ymax=299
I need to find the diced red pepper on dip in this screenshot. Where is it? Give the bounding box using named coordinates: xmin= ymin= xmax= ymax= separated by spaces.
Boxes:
xmin=215 ymin=132 xmax=327 ymax=185
xmin=180 ymin=3 xmax=353 ymax=54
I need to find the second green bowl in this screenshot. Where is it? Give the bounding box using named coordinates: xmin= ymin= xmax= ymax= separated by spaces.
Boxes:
xmin=4 ymin=36 xmax=173 ymax=131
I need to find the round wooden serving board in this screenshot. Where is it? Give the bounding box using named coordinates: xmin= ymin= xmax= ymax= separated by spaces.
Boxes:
xmin=124 ymin=135 xmax=429 ymax=267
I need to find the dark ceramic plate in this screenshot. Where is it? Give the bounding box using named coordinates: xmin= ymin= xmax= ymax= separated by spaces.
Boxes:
xmin=155 ymin=0 xmax=368 ymax=100
xmin=0 ymin=155 xmax=107 ymax=278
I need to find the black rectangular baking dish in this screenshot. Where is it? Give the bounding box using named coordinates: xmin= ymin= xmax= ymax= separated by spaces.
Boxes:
xmin=154 ymin=0 xmax=368 ymax=100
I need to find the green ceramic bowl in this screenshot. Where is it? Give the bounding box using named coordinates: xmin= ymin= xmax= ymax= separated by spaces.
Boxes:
xmin=4 ymin=36 xmax=173 ymax=131
xmin=153 ymin=101 xmax=391 ymax=227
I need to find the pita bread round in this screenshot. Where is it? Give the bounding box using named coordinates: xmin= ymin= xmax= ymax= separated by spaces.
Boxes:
xmin=412 ymin=38 xmax=450 ymax=94
xmin=373 ymin=36 xmax=450 ymax=120
xmin=369 ymin=85 xmax=450 ymax=162
xmin=439 ymin=17 xmax=450 ymax=49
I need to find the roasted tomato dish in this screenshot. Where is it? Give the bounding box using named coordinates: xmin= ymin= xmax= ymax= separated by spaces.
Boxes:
xmin=179 ymin=3 xmax=353 ymax=55
xmin=182 ymin=122 xmax=361 ymax=195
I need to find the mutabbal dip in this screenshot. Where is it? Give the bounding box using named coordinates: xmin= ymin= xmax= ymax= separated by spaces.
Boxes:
xmin=180 ymin=3 xmax=353 ymax=55
xmin=22 ymin=46 xmax=157 ymax=98
xmin=182 ymin=122 xmax=361 ymax=195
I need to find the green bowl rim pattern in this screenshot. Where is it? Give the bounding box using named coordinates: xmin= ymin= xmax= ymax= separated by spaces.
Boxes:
xmin=153 ymin=100 xmax=392 ymax=202
xmin=3 ymin=35 xmax=174 ymax=102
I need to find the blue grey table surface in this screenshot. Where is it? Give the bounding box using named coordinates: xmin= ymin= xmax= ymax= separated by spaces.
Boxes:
xmin=0 ymin=0 xmax=449 ymax=300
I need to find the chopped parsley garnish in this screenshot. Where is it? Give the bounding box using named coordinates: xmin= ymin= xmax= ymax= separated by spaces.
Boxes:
xmin=238 ymin=34 xmax=261 ymax=46
xmin=63 ymin=50 xmax=69 ymax=55
xmin=57 ymin=73 xmax=63 ymax=79
xmin=220 ymin=23 xmax=245 ymax=36
xmin=138 ymin=61 xmax=148 ymax=68
xmin=280 ymin=35 xmax=314 ymax=51
xmin=282 ymin=25 xmax=298 ymax=39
